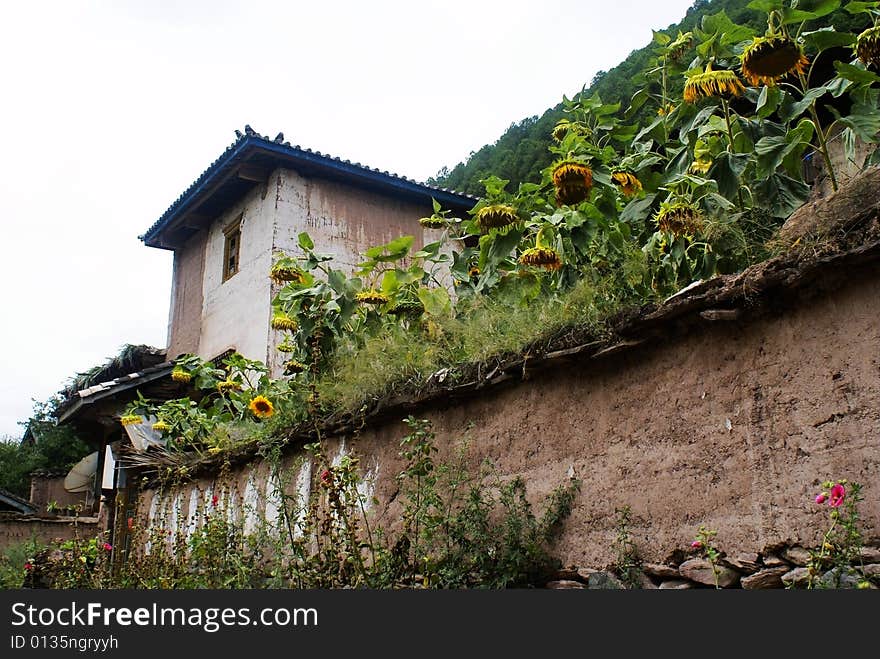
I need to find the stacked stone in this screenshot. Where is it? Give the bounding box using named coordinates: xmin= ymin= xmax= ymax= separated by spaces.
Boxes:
xmin=544 ymin=545 xmax=880 ymax=589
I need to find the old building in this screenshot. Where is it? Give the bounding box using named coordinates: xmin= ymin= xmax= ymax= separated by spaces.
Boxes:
xmin=140 ymin=126 xmax=474 ymax=375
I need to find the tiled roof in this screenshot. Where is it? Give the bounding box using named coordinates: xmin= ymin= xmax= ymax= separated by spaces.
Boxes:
xmin=57 ymin=362 xmax=175 ymax=424
xmin=0 ymin=487 xmax=37 ymax=514
xmin=140 ymin=126 xmax=476 ymax=248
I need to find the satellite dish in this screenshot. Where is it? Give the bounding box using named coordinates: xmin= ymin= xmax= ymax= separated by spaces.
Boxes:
xmin=64 ymin=451 xmax=99 ymax=493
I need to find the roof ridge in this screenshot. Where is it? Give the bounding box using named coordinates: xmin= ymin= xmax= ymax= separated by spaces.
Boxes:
xmin=140 ymin=127 xmax=476 ymax=245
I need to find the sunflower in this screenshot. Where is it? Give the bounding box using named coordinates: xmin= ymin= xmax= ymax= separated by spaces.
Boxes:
xmin=248 ymin=395 xmax=275 ymax=419
xmin=283 ymin=360 xmax=307 ymax=375
xmin=657 ymin=103 xmax=677 ymax=116
xmin=152 ymin=420 xmax=170 ymax=433
xmin=356 ymin=289 xmax=390 ymax=305
xmin=171 ymin=368 xmax=192 ymax=384
xmin=276 ymin=339 xmax=297 ymax=353
xmin=741 ymin=35 xmax=809 ymax=86
xmin=269 ymin=264 xmax=306 ymax=285
xmin=856 ymin=25 xmax=880 ymax=69
xmin=468 ymin=266 xmax=481 ymax=278
xmin=611 ymin=170 xmax=642 ymax=196
xmin=120 ymin=414 xmax=142 ymax=426
xmin=419 ymin=215 xmax=447 ymax=229
xmin=551 ymin=160 xmax=593 ymax=206
xmin=683 ymin=66 xmax=745 ymax=103
xmin=689 ymin=158 xmax=713 ymax=175
xmin=270 ymin=313 xmax=298 ymax=331
xmin=387 ymin=299 xmax=424 ymax=317
xmin=217 ymin=378 xmax=241 ymax=393
xmin=655 ymin=201 xmax=704 ymax=237
xmin=474 ymin=204 xmax=519 ymax=233
xmin=518 ymin=247 xmax=563 ymax=271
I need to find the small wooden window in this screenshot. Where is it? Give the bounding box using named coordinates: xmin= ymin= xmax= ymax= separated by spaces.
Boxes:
xmin=222 ymin=217 xmax=242 ymax=281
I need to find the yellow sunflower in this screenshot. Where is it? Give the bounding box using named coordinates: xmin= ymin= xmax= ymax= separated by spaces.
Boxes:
xmin=269 ymin=264 xmax=306 ymax=285
xmin=856 ymin=25 xmax=880 ymax=69
xmin=248 ymin=395 xmax=275 ymax=419
xmin=684 ymin=66 xmax=745 ymax=103
xmin=152 ymin=420 xmax=170 ymax=433
xmin=551 ymin=160 xmax=593 ymax=206
xmin=655 ymin=201 xmax=704 ymax=237
xmin=217 ymin=379 xmax=241 ymax=393
xmin=355 ymin=289 xmax=390 ymax=305
xmin=741 ymin=35 xmax=809 ymax=87
xmin=474 ymin=204 xmax=519 ymax=233
xmin=283 ymin=360 xmax=307 ymax=375
xmin=270 ymin=313 xmax=298 ymax=331
xmin=518 ymin=247 xmax=563 ymax=271
xmin=171 ymin=368 xmax=192 ymax=384
xmin=611 ymin=170 xmax=643 ymax=196
xmin=419 ymin=215 xmax=447 ymax=229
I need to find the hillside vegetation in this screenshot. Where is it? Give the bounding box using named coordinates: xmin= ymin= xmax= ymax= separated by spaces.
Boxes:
xmin=429 ymin=0 xmax=872 ymax=195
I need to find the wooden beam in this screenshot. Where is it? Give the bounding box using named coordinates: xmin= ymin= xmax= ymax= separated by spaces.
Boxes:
xmin=236 ymin=164 xmax=268 ymax=182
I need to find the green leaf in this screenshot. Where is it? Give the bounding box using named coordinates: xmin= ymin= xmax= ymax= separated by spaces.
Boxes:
xmin=778 ymin=86 xmax=828 ymax=122
xmin=431 ymin=197 xmax=441 ymax=214
xmin=709 ymin=152 xmax=749 ymax=201
xmin=845 ymin=1 xmax=880 ymax=15
xmin=830 ymin=105 xmax=880 ymax=143
xmin=755 ymin=120 xmax=814 ymax=179
xmin=416 ymin=287 xmax=452 ymax=318
xmin=834 ymin=61 xmax=880 ymax=86
xmin=653 ymin=30 xmax=671 ymax=46
xmin=479 ymin=227 xmax=524 ymax=271
xmin=364 ymin=235 xmax=414 ymax=262
xmin=782 ymin=0 xmax=841 ymax=24
xmin=625 ymin=88 xmax=650 ymax=119
xmin=620 ymin=193 xmax=657 ymax=225
xmin=756 ymin=84 xmax=781 ymax=119
xmin=753 ymin=173 xmax=811 ymax=218
xmin=746 ymin=0 xmax=782 ymax=11
xmin=298 ymin=232 xmax=314 ymax=251
xmin=380 ymin=270 xmax=399 ymax=294
xmin=802 ymin=28 xmax=856 ymax=52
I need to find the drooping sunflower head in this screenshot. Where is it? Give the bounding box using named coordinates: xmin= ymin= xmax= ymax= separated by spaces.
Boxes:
xmin=152 ymin=420 xmax=170 ymax=433
xmin=611 ymin=169 xmax=643 ymax=196
xmin=683 ymin=67 xmax=746 ymax=103
xmin=419 ymin=215 xmax=448 ymax=229
xmin=270 ymin=313 xmax=298 ymax=332
xmin=171 ymin=368 xmax=192 ymax=384
xmin=518 ymin=246 xmax=563 ymax=271
xmin=741 ymin=35 xmax=809 ymax=86
xmin=551 ymin=160 xmax=593 ymax=206
xmin=120 ymin=414 xmax=142 ymax=426
xmin=276 ymin=339 xmax=297 ymax=353
xmin=387 ymin=299 xmax=425 ymax=317
xmin=217 ymin=378 xmax=241 ymax=393
xmin=689 ymin=158 xmax=713 ymax=175
xmin=355 ymin=289 xmax=390 ymax=305
xmin=283 ymin=360 xmax=307 ymax=376
xmin=856 ymin=25 xmax=880 ymax=69
xmin=248 ymin=395 xmax=275 ymax=419
xmin=474 ymin=204 xmax=520 ymax=233
xmin=655 ymin=201 xmax=704 ymax=237
xmin=269 ymin=264 xmax=306 ymax=286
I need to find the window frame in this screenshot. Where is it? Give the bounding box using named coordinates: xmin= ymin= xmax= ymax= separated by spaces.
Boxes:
xmin=222 ymin=215 xmax=242 ymax=282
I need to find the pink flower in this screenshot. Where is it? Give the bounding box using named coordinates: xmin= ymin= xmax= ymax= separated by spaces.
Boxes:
xmin=127 ymin=517 xmax=134 ymax=531
xmin=829 ymin=483 xmax=846 ymax=508
xmin=815 ymin=493 xmax=827 ymax=505
xmin=102 ymin=543 xmax=112 ymax=552
xmin=211 ymin=494 xmax=219 ymax=507
xmin=691 ymin=540 xmax=703 ymax=549
xmin=320 ymin=469 xmax=332 ymax=485
xmin=23 ymin=562 xmax=33 ymax=571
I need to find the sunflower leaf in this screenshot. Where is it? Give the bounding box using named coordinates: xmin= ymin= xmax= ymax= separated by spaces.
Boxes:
xmin=802 ymin=27 xmax=856 ymax=53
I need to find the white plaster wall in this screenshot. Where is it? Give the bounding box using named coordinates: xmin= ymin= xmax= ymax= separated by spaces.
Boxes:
xmin=199 ymin=183 xmax=275 ymax=365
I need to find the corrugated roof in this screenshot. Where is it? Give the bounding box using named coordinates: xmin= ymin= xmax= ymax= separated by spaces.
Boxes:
xmin=0 ymin=488 xmax=37 ymax=515
xmin=140 ymin=126 xmax=477 ymax=249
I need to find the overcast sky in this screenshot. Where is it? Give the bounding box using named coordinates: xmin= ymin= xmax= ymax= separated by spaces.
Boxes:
xmin=0 ymin=0 xmax=695 ymax=438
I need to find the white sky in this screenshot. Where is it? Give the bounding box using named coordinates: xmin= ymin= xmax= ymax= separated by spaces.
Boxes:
xmin=0 ymin=0 xmax=695 ymax=438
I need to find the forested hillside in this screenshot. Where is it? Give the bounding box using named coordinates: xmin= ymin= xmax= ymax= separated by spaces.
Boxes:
xmin=429 ymin=0 xmax=870 ymax=195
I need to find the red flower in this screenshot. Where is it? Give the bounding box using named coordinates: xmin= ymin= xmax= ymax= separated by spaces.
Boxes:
xmin=829 ymin=483 xmax=846 ymax=508
xmin=321 ymin=469 xmax=332 ymax=485
xmin=211 ymin=494 xmax=219 ymax=507
xmin=102 ymin=543 xmax=112 ymax=552
xmin=815 ymin=493 xmax=827 ymax=505
xmin=24 ymin=562 xmax=33 ymax=571
xmin=127 ymin=517 xmax=134 ymax=531
xmin=691 ymin=540 xmax=703 ymax=550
